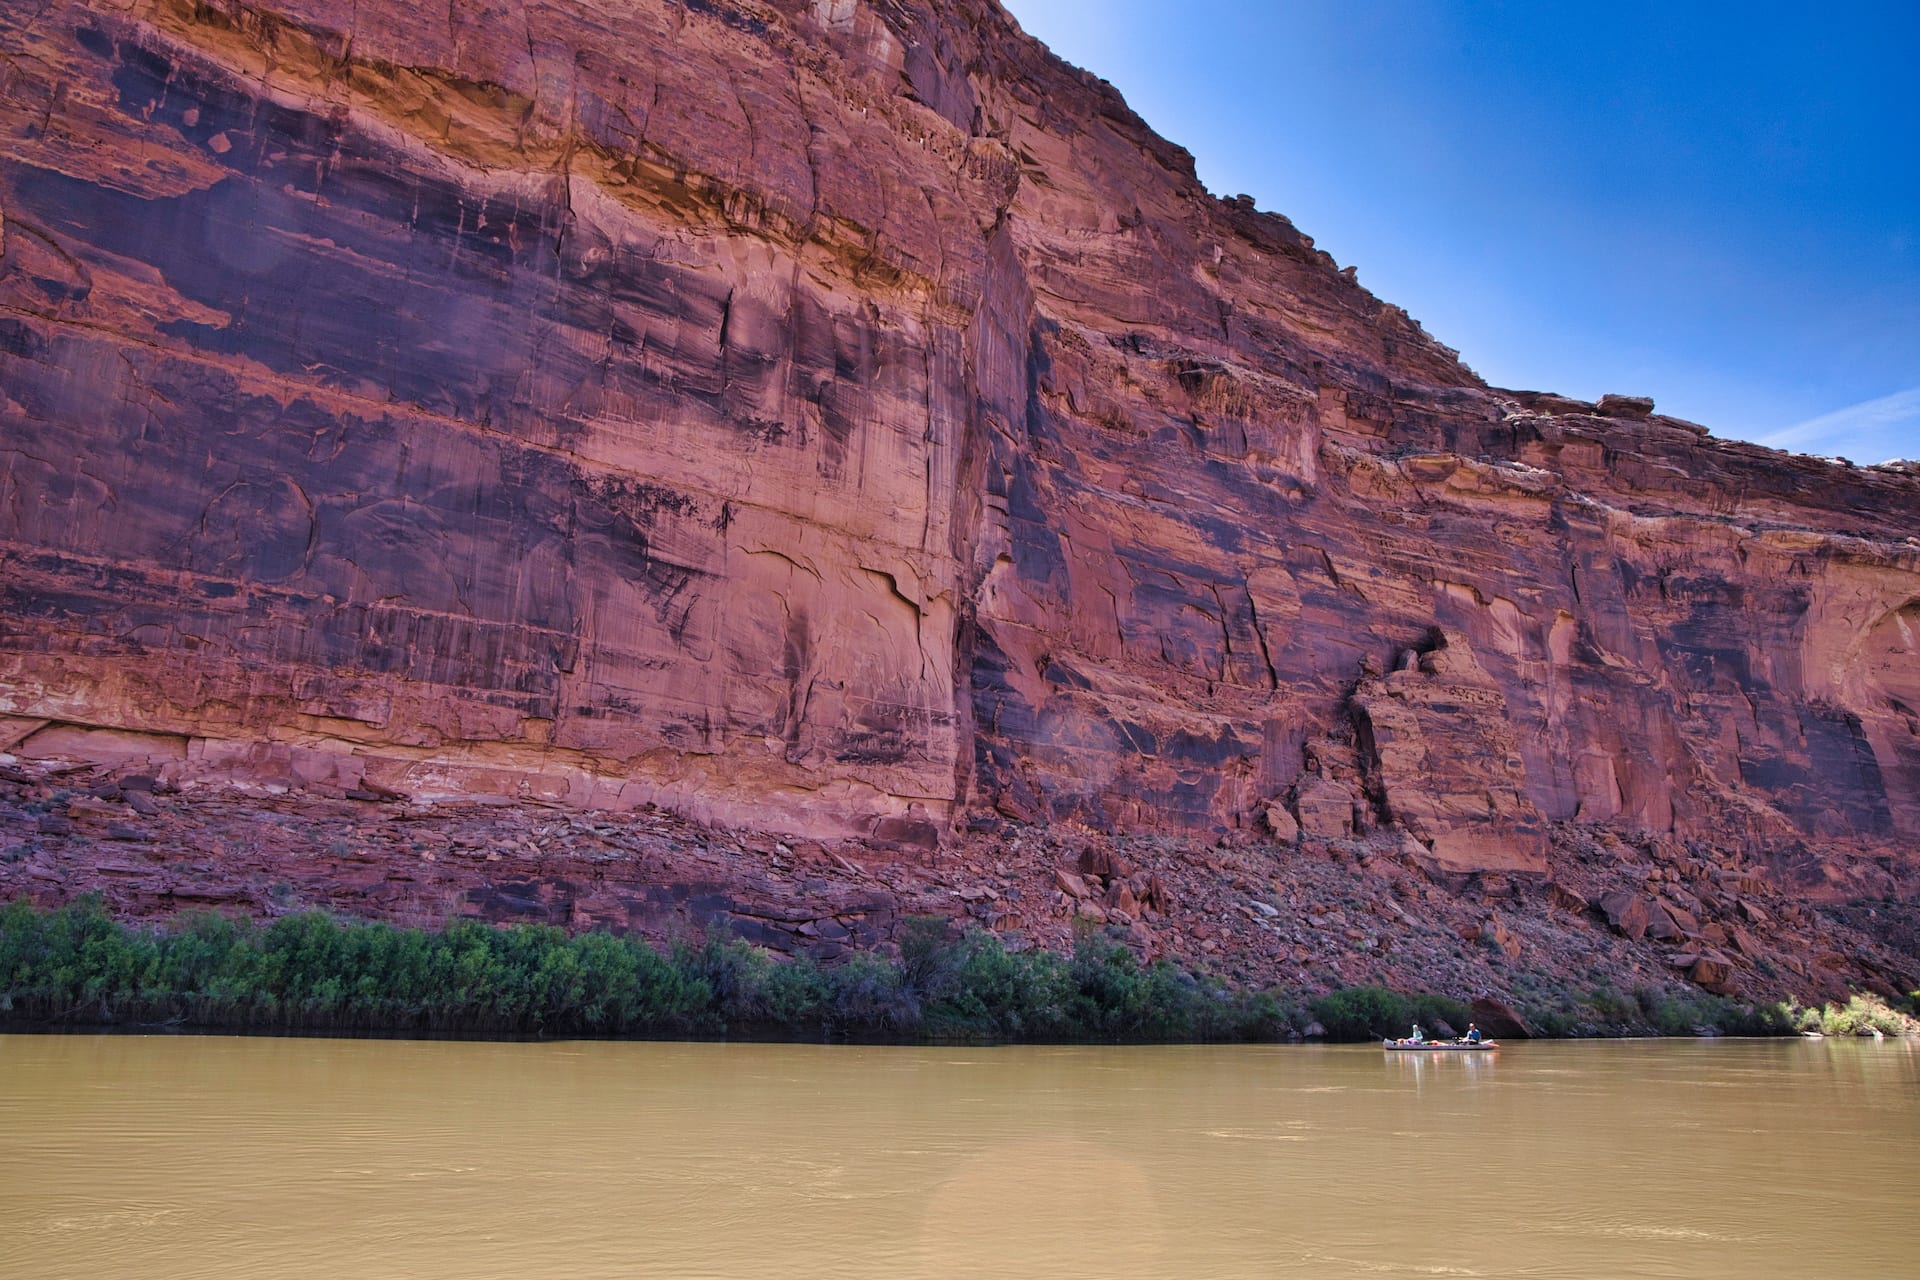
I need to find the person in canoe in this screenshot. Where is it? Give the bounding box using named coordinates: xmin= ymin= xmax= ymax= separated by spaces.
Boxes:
xmin=1461 ymin=1024 xmax=1481 ymax=1044
xmin=1408 ymin=1023 xmax=1424 ymax=1044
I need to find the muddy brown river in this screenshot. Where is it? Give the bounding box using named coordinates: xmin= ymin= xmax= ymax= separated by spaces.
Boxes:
xmin=1 ymin=1035 xmax=1913 ymax=1278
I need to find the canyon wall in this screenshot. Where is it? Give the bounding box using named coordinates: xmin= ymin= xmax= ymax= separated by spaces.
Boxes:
xmin=3 ymin=0 xmax=1917 ymax=896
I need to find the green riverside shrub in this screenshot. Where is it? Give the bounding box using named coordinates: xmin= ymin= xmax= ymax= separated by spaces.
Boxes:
xmin=0 ymin=901 xmax=1301 ymax=1043
xmin=0 ymin=900 xmax=1842 ymax=1042
xmin=1781 ymin=994 xmax=1915 ymax=1038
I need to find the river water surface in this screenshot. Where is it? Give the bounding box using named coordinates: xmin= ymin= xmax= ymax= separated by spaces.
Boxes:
xmin=1 ymin=1035 xmax=1913 ymax=1279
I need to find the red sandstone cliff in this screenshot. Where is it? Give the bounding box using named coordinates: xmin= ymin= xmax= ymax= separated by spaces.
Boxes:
xmin=2 ymin=0 xmax=1917 ymax=1000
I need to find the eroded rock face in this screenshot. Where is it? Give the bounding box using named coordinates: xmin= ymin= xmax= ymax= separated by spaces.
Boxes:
xmin=2 ymin=0 xmax=1918 ymax=901
xmin=1353 ymin=632 xmax=1546 ymax=873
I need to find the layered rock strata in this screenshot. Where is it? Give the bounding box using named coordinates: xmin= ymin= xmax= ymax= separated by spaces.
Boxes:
xmin=2 ymin=0 xmax=1917 ymax=923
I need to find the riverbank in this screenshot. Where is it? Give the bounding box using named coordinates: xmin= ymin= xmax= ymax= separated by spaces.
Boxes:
xmin=5 ymin=900 xmax=1910 ymax=1043
xmin=6 ymin=758 xmax=1919 ymax=1025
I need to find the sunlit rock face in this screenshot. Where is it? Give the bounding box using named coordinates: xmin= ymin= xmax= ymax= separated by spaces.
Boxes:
xmin=3 ymin=0 xmax=1917 ymax=886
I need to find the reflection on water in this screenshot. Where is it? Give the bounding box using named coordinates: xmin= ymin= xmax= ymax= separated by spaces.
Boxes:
xmin=0 ymin=1035 xmax=1913 ymax=1279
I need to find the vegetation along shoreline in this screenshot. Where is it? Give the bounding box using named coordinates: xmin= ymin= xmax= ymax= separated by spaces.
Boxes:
xmin=3 ymin=900 xmax=1911 ymax=1045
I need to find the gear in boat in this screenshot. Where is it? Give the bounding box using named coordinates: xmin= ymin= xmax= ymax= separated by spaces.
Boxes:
xmin=1382 ymin=1022 xmax=1499 ymax=1050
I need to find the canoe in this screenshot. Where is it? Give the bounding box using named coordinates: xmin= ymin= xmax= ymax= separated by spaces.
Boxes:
xmin=1382 ymin=1039 xmax=1499 ymax=1051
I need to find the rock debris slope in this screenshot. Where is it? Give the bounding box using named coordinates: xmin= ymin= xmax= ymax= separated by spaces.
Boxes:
xmin=2 ymin=0 xmax=1917 ymax=979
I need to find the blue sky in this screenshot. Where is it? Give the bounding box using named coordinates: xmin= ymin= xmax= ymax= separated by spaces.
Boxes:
xmin=1001 ymin=1 xmax=1920 ymax=463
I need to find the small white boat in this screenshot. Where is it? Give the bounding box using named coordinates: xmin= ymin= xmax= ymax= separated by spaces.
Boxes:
xmin=1382 ymin=1038 xmax=1499 ymax=1051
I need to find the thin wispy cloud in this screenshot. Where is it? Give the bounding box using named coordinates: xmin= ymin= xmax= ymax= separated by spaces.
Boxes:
xmin=1758 ymin=386 xmax=1920 ymax=464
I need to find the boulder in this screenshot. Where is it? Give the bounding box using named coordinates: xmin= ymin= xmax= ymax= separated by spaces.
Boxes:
xmin=1293 ymin=778 xmax=1356 ymax=838
xmin=1644 ymin=902 xmax=1685 ymax=942
xmin=1052 ymin=868 xmax=1092 ymax=900
xmin=1470 ymin=997 xmax=1535 ymax=1039
xmin=1596 ymin=394 xmax=1656 ymax=418
xmin=1140 ymin=874 xmax=1171 ymax=913
xmin=1661 ymin=900 xmax=1702 ymax=936
xmin=1076 ymin=847 xmax=1114 ymax=881
xmin=1689 ymin=954 xmax=1737 ymax=995
xmin=1549 ymin=881 xmax=1589 ymax=914
xmin=1263 ymin=802 xmax=1300 ymax=843
xmin=1597 ymin=890 xmax=1651 ymax=941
